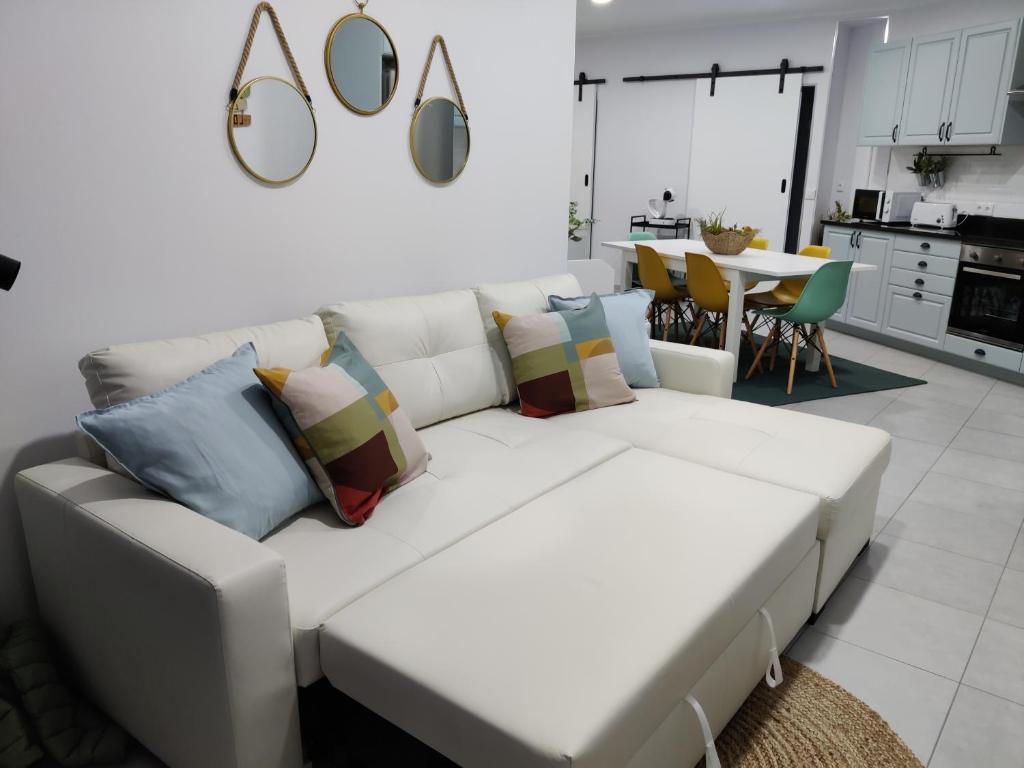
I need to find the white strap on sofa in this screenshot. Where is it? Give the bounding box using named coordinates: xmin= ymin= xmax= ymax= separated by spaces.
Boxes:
xmin=685 ymin=693 xmax=721 ymax=768
xmin=759 ymin=607 xmax=784 ymax=689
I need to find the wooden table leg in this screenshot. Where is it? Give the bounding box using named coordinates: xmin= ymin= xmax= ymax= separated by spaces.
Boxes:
xmin=722 ymin=268 xmax=745 ymax=381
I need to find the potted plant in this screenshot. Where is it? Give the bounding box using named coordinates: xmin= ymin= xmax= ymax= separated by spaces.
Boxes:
xmin=696 ymin=209 xmax=760 ymax=255
xmin=907 ymin=150 xmax=949 ymax=188
xmin=568 ymin=201 xmax=596 ymax=242
xmin=826 ymin=200 xmax=851 ymax=223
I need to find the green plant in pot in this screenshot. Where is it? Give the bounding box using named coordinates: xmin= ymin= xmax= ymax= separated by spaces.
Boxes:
xmin=696 ymin=209 xmax=760 ymax=255
xmin=568 ymin=201 xmax=596 ymax=242
xmin=827 ymin=200 xmax=851 ymax=223
xmin=907 ymin=150 xmax=949 ymax=188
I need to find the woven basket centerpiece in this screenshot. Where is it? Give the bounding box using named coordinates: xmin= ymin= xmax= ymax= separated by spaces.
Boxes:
xmin=701 ymin=229 xmax=757 ymax=255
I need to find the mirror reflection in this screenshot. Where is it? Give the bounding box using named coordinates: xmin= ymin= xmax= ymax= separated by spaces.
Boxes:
xmin=410 ymin=97 xmax=469 ymax=184
xmin=228 ymin=76 xmax=317 ymax=185
xmin=326 ymin=15 xmax=398 ymax=115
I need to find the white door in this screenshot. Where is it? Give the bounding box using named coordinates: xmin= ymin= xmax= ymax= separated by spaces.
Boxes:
xmin=688 ymin=75 xmax=801 ymax=251
xmin=568 ymin=84 xmax=597 ymax=260
xmin=945 ymin=19 xmax=1021 ymax=145
xmin=858 ymin=41 xmax=911 ymax=146
xmin=899 ymin=30 xmax=961 ymax=145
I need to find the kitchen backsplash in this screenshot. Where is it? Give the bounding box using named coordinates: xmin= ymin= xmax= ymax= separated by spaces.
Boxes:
xmin=885 ymin=145 xmax=1024 ymax=219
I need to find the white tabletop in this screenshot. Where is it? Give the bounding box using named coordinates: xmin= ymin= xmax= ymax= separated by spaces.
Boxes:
xmin=602 ymin=239 xmax=876 ymax=278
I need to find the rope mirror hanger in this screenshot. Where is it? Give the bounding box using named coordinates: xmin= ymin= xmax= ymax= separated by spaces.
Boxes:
xmin=227 ymin=2 xmax=317 ymax=185
xmin=409 ymin=35 xmax=470 ymax=184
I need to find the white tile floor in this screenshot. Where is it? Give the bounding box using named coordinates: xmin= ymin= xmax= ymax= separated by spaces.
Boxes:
xmin=783 ymin=330 xmax=1024 ymax=767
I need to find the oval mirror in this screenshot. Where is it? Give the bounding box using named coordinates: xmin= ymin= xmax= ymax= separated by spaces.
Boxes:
xmin=409 ymin=97 xmax=470 ymax=184
xmin=325 ymin=14 xmax=399 ymax=115
xmin=227 ymin=76 xmax=317 ymax=185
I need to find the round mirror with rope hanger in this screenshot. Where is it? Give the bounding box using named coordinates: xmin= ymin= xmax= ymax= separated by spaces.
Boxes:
xmin=325 ymin=0 xmax=399 ymax=115
xmin=226 ymin=2 xmax=317 ymax=185
xmin=409 ymin=35 xmax=470 ymax=184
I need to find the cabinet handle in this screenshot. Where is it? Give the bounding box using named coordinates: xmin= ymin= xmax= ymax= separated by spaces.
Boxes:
xmin=945 ymin=122 xmax=952 ymax=142
xmin=892 ymin=124 xmax=898 ymax=143
xmin=938 ymin=122 xmax=945 ymax=141
xmin=857 ymin=231 xmax=863 ymax=247
xmin=920 ymin=242 xmax=930 ymax=250
xmin=974 ymin=348 xmax=987 ymax=357
xmin=918 ymin=260 xmax=928 ymax=268
xmin=914 ymin=278 xmax=924 ymax=286
xmin=912 ymin=292 xmax=923 ymax=299
xmin=850 ymin=230 xmax=856 ymax=247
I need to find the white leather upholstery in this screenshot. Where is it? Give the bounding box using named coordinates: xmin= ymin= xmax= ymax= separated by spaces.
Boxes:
xmin=649 ymin=340 xmax=734 ymax=398
xmin=474 ymin=274 xmax=583 ymax=402
xmin=549 ymin=388 xmax=891 ymax=610
xmin=78 ymin=316 xmax=329 ymax=408
xmin=264 ymin=409 xmax=629 ymax=686
xmin=317 ymin=290 xmax=504 ymax=429
xmin=320 ymin=449 xmax=819 ymax=768
xmin=15 ymin=459 xmax=301 ymax=768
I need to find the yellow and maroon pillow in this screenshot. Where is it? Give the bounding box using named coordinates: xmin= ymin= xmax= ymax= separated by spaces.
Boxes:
xmin=493 ymin=295 xmax=636 ymax=418
xmin=255 ymin=334 xmax=429 ymax=526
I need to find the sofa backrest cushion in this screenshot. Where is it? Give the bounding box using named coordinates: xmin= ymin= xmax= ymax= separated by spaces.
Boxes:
xmin=79 ymin=316 xmax=330 ymax=408
xmin=474 ymin=274 xmax=583 ymax=403
xmin=317 ymin=290 xmax=502 ymax=430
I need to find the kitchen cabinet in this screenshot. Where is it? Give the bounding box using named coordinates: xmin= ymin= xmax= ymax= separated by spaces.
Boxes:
xmin=944 ymin=333 xmax=1023 ymax=372
xmin=899 ymin=31 xmax=961 ymax=145
xmin=822 ymin=225 xmax=856 ymax=320
xmin=858 ymin=41 xmax=911 ymax=146
xmin=846 ymin=232 xmax=894 ymax=332
xmin=946 ymin=20 xmax=1023 ymax=145
xmin=858 ymin=17 xmax=1024 ymax=146
xmin=883 ymin=287 xmax=952 ymax=348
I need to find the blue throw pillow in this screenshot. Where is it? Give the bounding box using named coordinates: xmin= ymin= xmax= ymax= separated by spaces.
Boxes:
xmin=548 ymin=289 xmax=659 ymax=388
xmin=76 ymin=343 xmax=322 ymax=539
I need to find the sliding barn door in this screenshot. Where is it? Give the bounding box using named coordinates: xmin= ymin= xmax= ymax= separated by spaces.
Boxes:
xmin=687 ymin=75 xmax=801 ymax=250
xmin=568 ymin=84 xmax=597 ymax=260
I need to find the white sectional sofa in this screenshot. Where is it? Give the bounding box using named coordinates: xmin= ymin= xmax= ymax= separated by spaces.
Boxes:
xmin=15 ymin=274 xmax=890 ymax=768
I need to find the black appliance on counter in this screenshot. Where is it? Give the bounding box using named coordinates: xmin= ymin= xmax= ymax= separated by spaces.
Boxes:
xmin=947 ymin=216 xmax=1024 ymax=352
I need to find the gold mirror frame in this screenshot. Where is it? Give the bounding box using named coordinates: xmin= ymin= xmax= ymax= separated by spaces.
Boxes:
xmin=324 ymin=12 xmax=399 ymax=116
xmin=227 ymin=75 xmax=318 ymax=186
xmin=409 ymin=96 xmax=471 ymax=185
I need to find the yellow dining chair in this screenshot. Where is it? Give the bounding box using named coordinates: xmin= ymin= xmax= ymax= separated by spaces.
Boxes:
xmin=635 ymin=244 xmax=694 ymax=341
xmin=686 ymin=252 xmax=761 ymax=368
xmin=748 ymin=245 xmax=832 ymax=308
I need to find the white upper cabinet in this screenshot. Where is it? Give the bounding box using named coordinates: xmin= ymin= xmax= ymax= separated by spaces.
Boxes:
xmin=858 ymin=17 xmax=1024 ymax=146
xmin=899 ymin=31 xmax=961 ymax=145
xmin=858 ymin=41 xmax=910 ymax=145
xmin=945 ymin=20 xmax=1022 ymax=145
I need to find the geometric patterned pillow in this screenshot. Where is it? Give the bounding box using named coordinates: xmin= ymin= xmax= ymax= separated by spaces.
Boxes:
xmin=493 ymin=294 xmax=636 ymax=418
xmin=254 ymin=333 xmax=429 ymax=526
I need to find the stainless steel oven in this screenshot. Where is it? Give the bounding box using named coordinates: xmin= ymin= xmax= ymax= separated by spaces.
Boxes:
xmin=947 ymin=243 xmax=1024 ymax=351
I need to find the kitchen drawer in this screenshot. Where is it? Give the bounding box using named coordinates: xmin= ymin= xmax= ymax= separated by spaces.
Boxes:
xmin=892 ymin=250 xmax=960 ymax=278
xmin=889 ymin=267 xmax=956 ymax=296
xmin=882 ymin=286 xmax=952 ymax=349
xmin=893 ymin=233 xmax=960 ymax=259
xmin=944 ymin=333 xmax=1024 ymax=372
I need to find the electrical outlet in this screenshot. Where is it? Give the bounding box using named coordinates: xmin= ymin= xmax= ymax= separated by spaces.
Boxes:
xmin=970 ymin=201 xmax=995 ymax=215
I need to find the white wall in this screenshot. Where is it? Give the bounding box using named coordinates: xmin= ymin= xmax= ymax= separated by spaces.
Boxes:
xmin=575 ymin=17 xmax=841 ymax=273
xmin=0 ymin=0 xmax=577 ymax=623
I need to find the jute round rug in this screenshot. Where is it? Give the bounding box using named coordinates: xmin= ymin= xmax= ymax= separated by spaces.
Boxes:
xmin=700 ymin=657 xmax=923 ymax=767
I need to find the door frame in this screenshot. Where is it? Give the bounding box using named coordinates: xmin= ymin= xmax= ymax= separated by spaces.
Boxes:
xmin=572 ymin=73 xmax=603 ymax=259
xmin=785 ymin=85 xmax=815 ymax=253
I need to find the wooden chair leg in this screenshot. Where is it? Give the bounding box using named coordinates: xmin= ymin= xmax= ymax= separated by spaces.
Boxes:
xmin=769 ymin=319 xmax=781 ymax=372
xmin=742 ymin=313 xmax=763 ymax=372
xmin=745 ymin=322 xmax=776 ymax=380
xmin=787 ymin=323 xmax=800 ymax=395
xmin=661 ymin=304 xmax=670 ymax=342
xmin=718 ymin=316 xmax=727 ymax=350
xmin=816 ymin=325 xmax=838 ymax=388
xmin=690 ymin=312 xmax=705 ymax=345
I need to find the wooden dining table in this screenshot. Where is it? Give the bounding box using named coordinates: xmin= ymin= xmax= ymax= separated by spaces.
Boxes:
xmin=602 ymin=238 xmax=877 ymax=381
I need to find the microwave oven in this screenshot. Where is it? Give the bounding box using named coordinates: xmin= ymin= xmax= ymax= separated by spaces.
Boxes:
xmin=852 ymin=189 xmax=922 ymax=223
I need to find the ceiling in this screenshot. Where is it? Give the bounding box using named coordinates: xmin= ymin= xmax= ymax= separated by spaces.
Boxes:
xmin=576 ymin=0 xmax=941 ymax=37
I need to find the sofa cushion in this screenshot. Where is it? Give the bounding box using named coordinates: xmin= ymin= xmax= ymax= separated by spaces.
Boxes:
xmin=549 ymin=388 xmax=891 ymax=540
xmin=319 ymin=448 xmax=819 ymax=768
xmin=474 ymin=274 xmax=583 ymax=403
xmin=494 ymin=298 xmax=635 ymax=418
xmin=79 ymin=316 xmax=329 ymax=408
xmin=263 ymin=408 xmax=629 ymax=685
xmin=317 ymin=290 xmax=502 ymax=429
xmin=255 ymin=333 xmax=429 ymax=527
xmin=77 ymin=344 xmax=322 ymax=540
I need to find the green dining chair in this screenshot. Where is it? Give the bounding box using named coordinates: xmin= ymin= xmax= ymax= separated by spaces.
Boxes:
xmin=745 ymin=259 xmax=853 ymax=395
xmin=628 ymin=231 xmax=657 ymax=241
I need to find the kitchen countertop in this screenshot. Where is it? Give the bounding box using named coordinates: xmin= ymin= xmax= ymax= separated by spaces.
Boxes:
xmin=820 ymin=219 xmax=961 ymax=240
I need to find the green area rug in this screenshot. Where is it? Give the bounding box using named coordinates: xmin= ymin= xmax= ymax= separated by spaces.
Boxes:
xmin=660 ymin=328 xmax=926 ymax=407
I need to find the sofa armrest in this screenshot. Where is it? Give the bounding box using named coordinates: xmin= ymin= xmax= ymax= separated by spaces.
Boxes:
xmin=15 ymin=459 xmax=302 ymax=768
xmin=649 ymin=340 xmax=734 ymax=398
